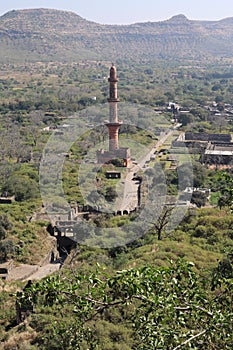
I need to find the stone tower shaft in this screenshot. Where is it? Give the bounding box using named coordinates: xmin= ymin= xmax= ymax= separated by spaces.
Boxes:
xmin=96 ymin=64 xmax=130 ymax=167
xmin=106 ymin=65 xmax=122 ymax=151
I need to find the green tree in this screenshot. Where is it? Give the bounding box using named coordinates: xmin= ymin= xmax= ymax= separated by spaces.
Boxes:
xmin=191 ymin=191 xmax=208 ymax=207
xmin=0 ymin=239 xmax=15 ymax=261
xmin=24 ymin=259 xmax=233 ymax=349
xmin=1 ymin=175 xmax=39 ymax=202
xmin=0 ymin=214 xmax=12 ymax=240
xmin=217 ymin=172 xmax=233 ymax=210
xmin=192 ymin=162 xmax=207 ymax=188
xmin=211 ymin=255 xmax=233 ymax=290
xmin=178 ymin=113 xmax=194 ymax=126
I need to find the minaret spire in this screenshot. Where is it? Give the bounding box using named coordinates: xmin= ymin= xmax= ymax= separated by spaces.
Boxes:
xmin=106 ymin=64 xmax=122 ymax=150
xmin=96 ymin=64 xmax=130 ymax=167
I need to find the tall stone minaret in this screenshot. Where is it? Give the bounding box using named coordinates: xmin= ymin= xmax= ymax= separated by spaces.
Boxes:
xmin=105 ymin=64 xmax=122 ymax=151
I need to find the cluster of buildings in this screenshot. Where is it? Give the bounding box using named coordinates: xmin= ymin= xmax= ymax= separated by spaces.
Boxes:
xmin=173 ymin=131 xmax=233 ymax=167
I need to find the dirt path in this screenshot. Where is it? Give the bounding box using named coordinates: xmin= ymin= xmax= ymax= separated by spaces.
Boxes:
xmin=23 ymin=263 xmax=60 ymax=281
xmin=5 ymin=262 xmax=60 ymax=282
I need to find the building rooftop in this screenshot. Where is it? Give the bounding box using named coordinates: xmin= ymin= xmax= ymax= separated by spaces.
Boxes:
xmin=205 ymin=150 xmax=233 ymax=156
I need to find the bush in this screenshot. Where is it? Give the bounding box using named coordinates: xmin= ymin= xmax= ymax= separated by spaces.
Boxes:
xmin=193 ymin=225 xmax=207 ymax=238
xmin=105 ymin=187 xmax=118 ymax=202
xmin=0 ymin=214 xmax=12 ymax=240
xmin=2 ymin=175 xmax=39 ymax=201
xmin=0 ymin=225 xmax=6 ymax=240
xmin=0 ymin=214 xmax=12 ymax=231
xmin=0 ymin=239 xmax=15 ymax=261
xmin=191 ymin=191 xmax=208 ymax=207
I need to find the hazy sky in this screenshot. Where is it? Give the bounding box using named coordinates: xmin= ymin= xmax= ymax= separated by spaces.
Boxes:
xmin=0 ymin=0 xmax=233 ymax=24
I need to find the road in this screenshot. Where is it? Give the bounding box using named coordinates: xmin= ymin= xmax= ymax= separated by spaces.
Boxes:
xmin=116 ymin=125 xmax=181 ymax=213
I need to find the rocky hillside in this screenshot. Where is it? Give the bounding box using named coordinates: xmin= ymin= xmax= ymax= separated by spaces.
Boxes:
xmin=1 ymin=9 xmax=233 ymax=62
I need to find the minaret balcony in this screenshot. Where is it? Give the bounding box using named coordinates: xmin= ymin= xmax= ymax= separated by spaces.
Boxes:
xmin=107 ymin=97 xmax=119 ymax=102
xmin=105 ymin=120 xmax=122 ymax=127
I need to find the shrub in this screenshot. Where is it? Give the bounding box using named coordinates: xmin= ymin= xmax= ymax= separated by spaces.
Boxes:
xmin=0 ymin=239 xmax=15 ymax=261
xmin=0 ymin=214 xmax=12 ymax=240
xmin=2 ymin=175 xmax=39 ymax=202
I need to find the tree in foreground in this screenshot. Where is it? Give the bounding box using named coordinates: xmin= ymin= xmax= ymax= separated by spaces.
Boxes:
xmin=22 ymin=259 xmax=233 ymax=349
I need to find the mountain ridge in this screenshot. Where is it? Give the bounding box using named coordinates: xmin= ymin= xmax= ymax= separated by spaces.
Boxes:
xmin=1 ymin=8 xmax=233 ymax=62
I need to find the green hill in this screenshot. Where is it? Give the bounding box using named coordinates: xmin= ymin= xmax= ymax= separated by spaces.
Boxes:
xmin=1 ymin=9 xmax=233 ymax=62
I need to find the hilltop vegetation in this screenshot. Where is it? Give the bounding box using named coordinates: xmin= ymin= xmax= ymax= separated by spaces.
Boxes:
xmin=2 ymin=9 xmax=233 ymax=62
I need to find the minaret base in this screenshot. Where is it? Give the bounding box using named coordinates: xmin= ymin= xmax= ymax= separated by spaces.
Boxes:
xmin=97 ymin=148 xmax=130 ymax=167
